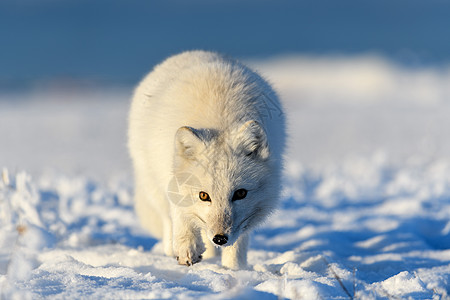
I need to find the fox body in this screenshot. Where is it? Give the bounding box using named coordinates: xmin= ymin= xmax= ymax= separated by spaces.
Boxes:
xmin=128 ymin=51 xmax=285 ymax=269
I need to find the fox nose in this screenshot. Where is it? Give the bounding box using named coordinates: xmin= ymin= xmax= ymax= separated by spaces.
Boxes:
xmin=212 ymin=234 xmax=228 ymax=245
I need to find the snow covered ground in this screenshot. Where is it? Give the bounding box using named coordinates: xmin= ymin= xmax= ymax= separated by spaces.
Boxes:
xmin=1 ymin=55 xmax=450 ymax=299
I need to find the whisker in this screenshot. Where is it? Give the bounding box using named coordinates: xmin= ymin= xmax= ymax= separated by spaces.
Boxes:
xmin=192 ymin=213 xmax=206 ymax=225
xmin=237 ymin=208 xmax=263 ymax=232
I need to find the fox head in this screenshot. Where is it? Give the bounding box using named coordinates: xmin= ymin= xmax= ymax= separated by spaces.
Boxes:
xmin=172 ymin=120 xmax=279 ymax=247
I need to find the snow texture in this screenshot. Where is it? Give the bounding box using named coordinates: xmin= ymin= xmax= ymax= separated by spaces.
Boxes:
xmin=1 ymin=55 xmax=450 ymax=299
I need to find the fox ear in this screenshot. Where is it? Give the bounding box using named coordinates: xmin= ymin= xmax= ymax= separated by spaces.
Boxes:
xmin=175 ymin=126 xmax=204 ymax=159
xmin=236 ymin=120 xmax=269 ymax=160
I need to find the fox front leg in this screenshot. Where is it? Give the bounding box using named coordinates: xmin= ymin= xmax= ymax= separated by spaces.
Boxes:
xmin=221 ymin=233 xmax=249 ymax=269
xmin=171 ymin=208 xmax=205 ymax=266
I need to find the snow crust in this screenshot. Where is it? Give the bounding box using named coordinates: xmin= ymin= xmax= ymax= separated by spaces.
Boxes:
xmin=1 ymin=55 xmax=450 ymax=299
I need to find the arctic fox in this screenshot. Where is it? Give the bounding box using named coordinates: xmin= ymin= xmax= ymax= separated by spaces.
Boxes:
xmin=128 ymin=51 xmax=285 ymax=269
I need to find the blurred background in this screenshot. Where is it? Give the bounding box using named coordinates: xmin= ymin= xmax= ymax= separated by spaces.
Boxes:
xmin=2 ymin=0 xmax=450 ymax=90
xmin=1 ymin=0 xmax=450 ymax=180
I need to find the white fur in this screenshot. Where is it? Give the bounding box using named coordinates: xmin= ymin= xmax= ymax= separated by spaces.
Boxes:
xmin=128 ymin=51 xmax=285 ymax=269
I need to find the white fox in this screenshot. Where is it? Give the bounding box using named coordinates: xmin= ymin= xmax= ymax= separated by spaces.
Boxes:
xmin=128 ymin=51 xmax=285 ymax=269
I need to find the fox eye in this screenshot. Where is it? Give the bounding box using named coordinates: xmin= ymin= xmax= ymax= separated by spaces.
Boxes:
xmin=232 ymin=189 xmax=247 ymax=201
xmin=199 ymin=191 xmax=211 ymax=202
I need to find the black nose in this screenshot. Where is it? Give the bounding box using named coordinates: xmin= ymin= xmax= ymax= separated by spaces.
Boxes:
xmin=212 ymin=234 xmax=228 ymax=245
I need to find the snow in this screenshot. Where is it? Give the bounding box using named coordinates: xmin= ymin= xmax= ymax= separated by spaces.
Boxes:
xmin=1 ymin=55 xmax=450 ymax=299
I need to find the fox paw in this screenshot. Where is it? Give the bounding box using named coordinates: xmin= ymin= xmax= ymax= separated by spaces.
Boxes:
xmin=175 ymin=243 xmax=205 ymax=266
xmin=176 ymin=254 xmax=202 ymax=266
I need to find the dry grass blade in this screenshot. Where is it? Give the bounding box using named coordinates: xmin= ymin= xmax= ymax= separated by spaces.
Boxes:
xmin=322 ymin=257 xmax=353 ymax=300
